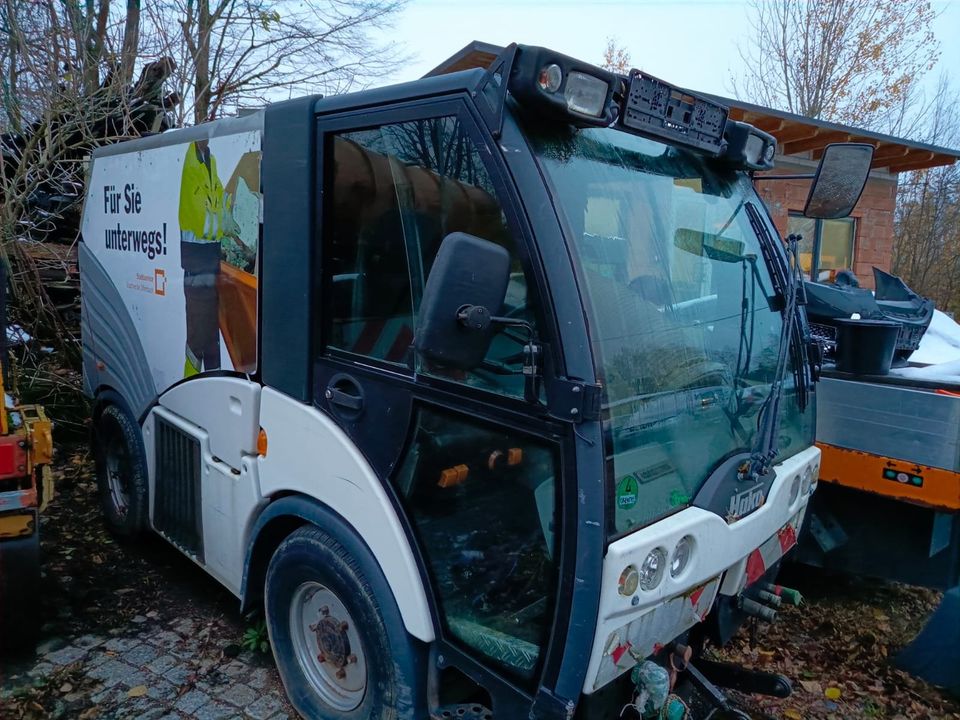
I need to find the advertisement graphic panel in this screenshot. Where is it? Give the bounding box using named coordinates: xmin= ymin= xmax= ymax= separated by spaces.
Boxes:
xmin=82 ymin=130 xmax=261 ymax=395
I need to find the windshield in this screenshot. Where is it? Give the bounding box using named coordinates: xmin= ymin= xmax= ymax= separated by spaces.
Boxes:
xmin=528 ymin=126 xmax=814 ymax=536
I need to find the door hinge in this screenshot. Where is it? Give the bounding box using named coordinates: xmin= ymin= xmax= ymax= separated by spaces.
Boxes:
xmin=546 ymin=378 xmax=602 ymax=423
xmin=529 ymin=688 xmax=576 ymax=720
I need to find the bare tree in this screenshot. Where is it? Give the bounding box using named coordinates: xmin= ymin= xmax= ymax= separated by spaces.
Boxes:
xmin=0 ymin=0 xmax=408 ymax=355
xmin=600 ymin=38 xmax=632 ymax=75
xmin=732 ymin=0 xmax=940 ymax=127
xmin=892 ymin=75 xmax=960 ymax=315
xmin=148 ymin=0 xmax=408 ymax=125
xmin=0 ymin=0 xmax=178 ymax=353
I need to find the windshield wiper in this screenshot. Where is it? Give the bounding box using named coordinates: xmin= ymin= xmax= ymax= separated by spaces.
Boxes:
xmin=744 ymin=202 xmax=810 ymax=479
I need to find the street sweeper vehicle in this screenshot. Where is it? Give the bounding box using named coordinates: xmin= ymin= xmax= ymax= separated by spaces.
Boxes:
xmin=79 ymin=42 xmax=872 ymax=719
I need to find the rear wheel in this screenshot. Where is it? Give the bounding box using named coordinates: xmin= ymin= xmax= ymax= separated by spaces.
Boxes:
xmin=265 ymin=523 xmax=426 ymax=720
xmin=94 ymin=404 xmax=149 ymax=538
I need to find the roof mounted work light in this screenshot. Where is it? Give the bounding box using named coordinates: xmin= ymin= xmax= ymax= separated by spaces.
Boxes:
xmin=721 ymin=120 xmax=777 ymax=171
xmin=508 ymin=45 xmax=619 ymax=127
xmin=476 ymin=44 xmax=778 ymax=170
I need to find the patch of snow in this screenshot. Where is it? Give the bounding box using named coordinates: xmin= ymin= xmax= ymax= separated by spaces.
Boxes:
xmin=891 ymin=358 xmax=960 ymax=383
xmin=6 ymin=324 xmax=30 ymax=345
xmin=909 ymin=310 xmax=960 ymax=365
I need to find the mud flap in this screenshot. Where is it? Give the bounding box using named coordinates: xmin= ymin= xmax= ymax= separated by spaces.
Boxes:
xmin=894 ymin=586 xmax=960 ymax=697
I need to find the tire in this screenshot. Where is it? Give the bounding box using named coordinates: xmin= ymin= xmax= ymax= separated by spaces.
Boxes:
xmin=0 ymin=529 xmax=41 ymax=654
xmin=93 ymin=404 xmax=149 ymax=538
xmin=265 ymin=523 xmax=427 ymax=720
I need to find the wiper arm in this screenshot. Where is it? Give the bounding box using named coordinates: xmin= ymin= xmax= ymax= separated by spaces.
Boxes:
xmin=744 ymin=203 xmax=809 ymax=478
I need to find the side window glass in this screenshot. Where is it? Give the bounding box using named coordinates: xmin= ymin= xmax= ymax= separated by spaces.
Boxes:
xmin=393 ymin=407 xmax=558 ymax=683
xmin=324 ymin=116 xmax=535 ymax=395
xmin=326 ymin=131 xmax=415 ymax=365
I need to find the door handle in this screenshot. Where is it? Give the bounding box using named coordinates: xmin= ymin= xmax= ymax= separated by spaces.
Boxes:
xmin=325 ymin=375 xmax=364 ymax=412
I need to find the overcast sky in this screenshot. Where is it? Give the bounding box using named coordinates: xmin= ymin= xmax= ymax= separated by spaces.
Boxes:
xmin=374 ymin=0 xmax=959 ymax=104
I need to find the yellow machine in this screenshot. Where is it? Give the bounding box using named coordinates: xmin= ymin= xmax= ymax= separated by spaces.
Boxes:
xmin=0 ymin=328 xmax=54 ymax=653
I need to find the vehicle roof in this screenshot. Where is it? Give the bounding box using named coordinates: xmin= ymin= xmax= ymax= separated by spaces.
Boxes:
xmin=90 ymin=68 xmax=487 ymax=159
xmin=91 ymin=110 xmax=264 ymax=159
xmin=312 ymin=68 xmax=486 ymax=115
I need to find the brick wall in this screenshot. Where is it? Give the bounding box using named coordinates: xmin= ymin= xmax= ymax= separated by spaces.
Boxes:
xmin=754 ymin=158 xmax=898 ymax=289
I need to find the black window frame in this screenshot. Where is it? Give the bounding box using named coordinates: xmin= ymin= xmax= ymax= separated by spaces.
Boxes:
xmin=314 ymin=98 xmax=562 ymax=412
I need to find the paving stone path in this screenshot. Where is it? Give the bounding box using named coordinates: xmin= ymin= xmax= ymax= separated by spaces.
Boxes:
xmin=1 ymin=615 xmax=295 ymax=720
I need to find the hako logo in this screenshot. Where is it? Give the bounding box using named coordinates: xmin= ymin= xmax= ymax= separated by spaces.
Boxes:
xmin=728 ymin=484 xmax=765 ymax=519
xmin=154 ymin=268 xmax=166 ymax=296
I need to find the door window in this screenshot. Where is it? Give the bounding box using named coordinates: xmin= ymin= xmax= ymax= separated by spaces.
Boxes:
xmin=393 ymin=406 xmax=558 ymax=682
xmin=323 ymin=116 xmax=536 ymax=396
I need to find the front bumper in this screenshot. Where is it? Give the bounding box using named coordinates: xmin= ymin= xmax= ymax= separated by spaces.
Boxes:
xmin=584 ymin=445 xmax=820 ymax=693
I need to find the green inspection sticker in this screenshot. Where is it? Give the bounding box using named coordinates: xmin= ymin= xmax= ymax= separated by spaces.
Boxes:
xmin=616 ymin=476 xmax=639 ymax=509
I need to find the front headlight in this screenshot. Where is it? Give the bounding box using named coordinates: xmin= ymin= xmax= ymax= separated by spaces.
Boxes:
xmin=671 ymin=536 xmax=694 ymax=578
xmin=801 ymin=465 xmax=814 ymax=495
xmin=638 ymin=547 xmax=667 ymax=591
xmin=618 ymin=565 xmax=639 ymax=597
xmin=789 ymin=474 xmax=802 ymax=505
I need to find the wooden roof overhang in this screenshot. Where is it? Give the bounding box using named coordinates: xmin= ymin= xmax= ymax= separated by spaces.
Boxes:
xmin=708 ymin=96 xmax=959 ymax=173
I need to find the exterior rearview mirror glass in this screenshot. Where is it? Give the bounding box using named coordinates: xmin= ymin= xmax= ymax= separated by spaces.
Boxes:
xmin=804 ymin=143 xmax=875 ymax=219
xmin=415 ymin=232 xmax=511 ymax=371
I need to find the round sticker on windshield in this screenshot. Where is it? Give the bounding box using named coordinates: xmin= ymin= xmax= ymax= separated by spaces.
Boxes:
xmin=616 ymin=476 xmax=639 ymax=509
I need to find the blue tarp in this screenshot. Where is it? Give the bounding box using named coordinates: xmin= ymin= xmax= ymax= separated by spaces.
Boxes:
xmin=895 ymin=586 xmax=960 ymax=697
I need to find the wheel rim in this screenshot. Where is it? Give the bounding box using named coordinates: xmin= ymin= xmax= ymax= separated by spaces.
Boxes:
xmin=289 ymin=581 xmax=368 ymax=711
xmin=104 ymin=434 xmax=130 ymax=517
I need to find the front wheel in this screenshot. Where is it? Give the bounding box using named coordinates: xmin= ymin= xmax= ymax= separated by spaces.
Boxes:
xmin=265 ymin=523 xmax=427 ymax=720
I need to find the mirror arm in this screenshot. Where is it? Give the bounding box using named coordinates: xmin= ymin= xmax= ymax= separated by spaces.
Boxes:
xmin=489 ymin=315 xmax=543 ymax=402
xmin=456 ymin=305 xmax=542 ymax=401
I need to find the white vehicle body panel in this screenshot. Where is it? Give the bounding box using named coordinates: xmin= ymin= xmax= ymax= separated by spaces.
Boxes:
xmin=81 ymin=125 xmax=262 ymax=401
xmin=584 ymin=445 xmax=821 ymax=692
xmin=160 ymin=376 xmax=261 ymax=469
xmin=256 ymin=387 xmax=435 ymax=643
xmin=143 ymin=405 xmax=264 ymax=595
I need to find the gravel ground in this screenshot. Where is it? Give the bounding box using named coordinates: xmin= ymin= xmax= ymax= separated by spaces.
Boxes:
xmin=0 ymin=446 xmax=295 ymax=720
xmin=1 ymin=616 xmax=293 ymax=720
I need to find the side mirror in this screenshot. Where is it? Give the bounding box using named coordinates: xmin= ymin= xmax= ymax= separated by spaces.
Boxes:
xmin=804 ymin=143 xmax=875 ymax=219
xmin=416 ymin=232 xmax=511 ymax=371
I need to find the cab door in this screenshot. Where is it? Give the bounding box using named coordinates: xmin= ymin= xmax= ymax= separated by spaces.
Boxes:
xmin=312 ymin=98 xmax=573 ymax=714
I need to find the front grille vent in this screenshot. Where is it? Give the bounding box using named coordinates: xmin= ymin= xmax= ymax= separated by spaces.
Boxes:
xmin=154 ymin=418 xmax=204 ymax=561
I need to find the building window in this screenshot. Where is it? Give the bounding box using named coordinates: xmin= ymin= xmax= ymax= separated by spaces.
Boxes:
xmin=787 ymin=213 xmax=856 ymax=282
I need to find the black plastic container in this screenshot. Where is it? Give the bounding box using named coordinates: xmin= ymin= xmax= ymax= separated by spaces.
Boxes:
xmin=835 ymin=318 xmax=900 ymax=376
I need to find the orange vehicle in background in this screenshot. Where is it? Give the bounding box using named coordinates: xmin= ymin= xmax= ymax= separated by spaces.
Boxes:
xmin=0 ymin=265 xmax=54 ymax=654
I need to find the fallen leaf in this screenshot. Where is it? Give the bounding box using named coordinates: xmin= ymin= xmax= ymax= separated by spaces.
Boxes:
xmin=800 ymin=680 xmax=822 ymax=694
xmin=127 ymin=685 xmax=147 ymax=698
xmin=825 ymin=686 xmax=842 ymax=700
